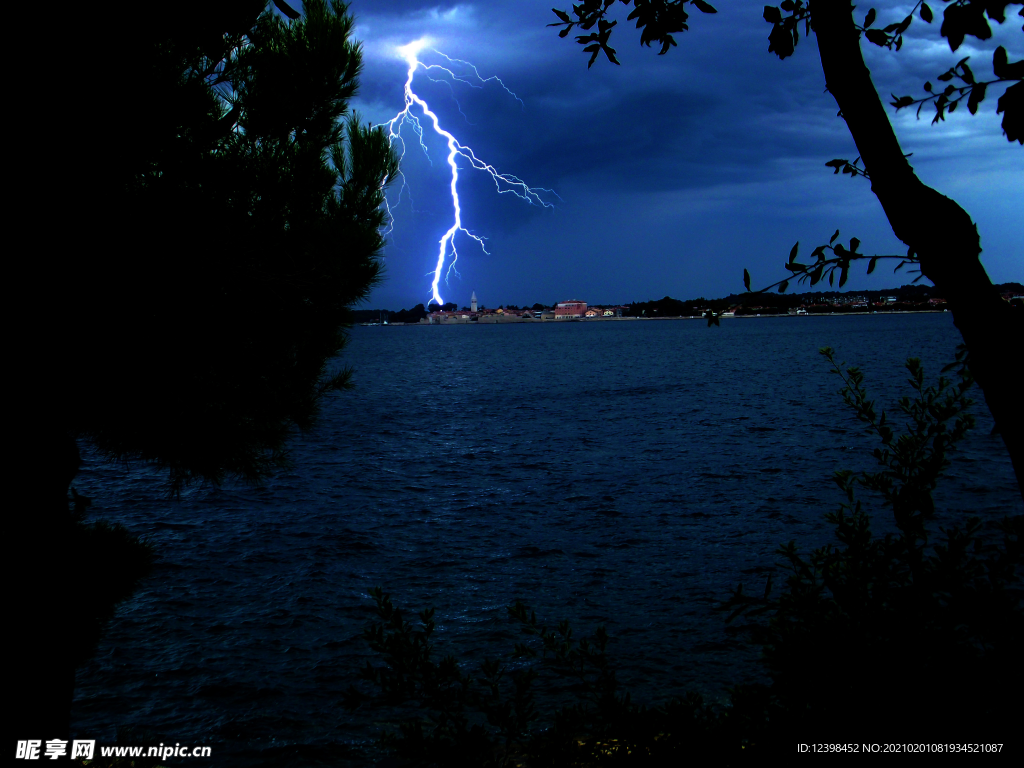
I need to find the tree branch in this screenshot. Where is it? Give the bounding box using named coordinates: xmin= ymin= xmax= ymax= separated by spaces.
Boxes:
xmin=811 ymin=0 xmax=1023 ymax=498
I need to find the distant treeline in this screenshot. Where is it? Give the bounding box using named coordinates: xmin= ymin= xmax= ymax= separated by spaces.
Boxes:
xmin=350 ymin=283 xmax=1022 ymax=322
xmin=350 ymin=304 xmax=429 ymax=324
xmin=625 ymin=283 xmax=1022 ymax=318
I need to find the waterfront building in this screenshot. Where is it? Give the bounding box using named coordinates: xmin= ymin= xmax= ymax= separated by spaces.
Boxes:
xmin=555 ymin=300 xmax=587 ymax=319
xmin=471 ymin=291 xmax=478 ymax=312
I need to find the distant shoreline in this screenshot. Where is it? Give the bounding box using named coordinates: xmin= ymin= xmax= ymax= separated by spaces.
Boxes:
xmin=359 ymin=310 xmax=951 ymax=326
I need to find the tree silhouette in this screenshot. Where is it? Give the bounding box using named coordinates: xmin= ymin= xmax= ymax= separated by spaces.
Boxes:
xmin=550 ymin=0 xmax=1023 ymax=496
xmin=18 ymin=0 xmax=397 ymax=740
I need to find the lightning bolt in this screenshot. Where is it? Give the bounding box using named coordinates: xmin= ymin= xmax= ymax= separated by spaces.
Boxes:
xmin=381 ymin=38 xmax=557 ymax=306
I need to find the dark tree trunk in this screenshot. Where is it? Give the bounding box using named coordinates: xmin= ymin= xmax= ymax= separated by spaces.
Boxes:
xmin=13 ymin=429 xmax=80 ymax=743
xmin=813 ymin=0 xmax=1024 ymax=500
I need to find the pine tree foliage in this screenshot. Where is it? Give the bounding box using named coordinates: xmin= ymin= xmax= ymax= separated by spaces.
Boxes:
xmin=60 ymin=0 xmax=397 ymax=490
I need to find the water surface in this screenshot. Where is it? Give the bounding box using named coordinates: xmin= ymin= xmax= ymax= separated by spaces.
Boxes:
xmin=71 ymin=314 xmax=1021 ymax=764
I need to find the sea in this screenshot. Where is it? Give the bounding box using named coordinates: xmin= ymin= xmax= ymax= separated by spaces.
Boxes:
xmin=70 ymin=313 xmax=1022 ymax=765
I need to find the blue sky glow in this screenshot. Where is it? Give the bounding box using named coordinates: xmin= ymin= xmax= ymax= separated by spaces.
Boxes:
xmin=334 ymin=0 xmax=1022 ymax=308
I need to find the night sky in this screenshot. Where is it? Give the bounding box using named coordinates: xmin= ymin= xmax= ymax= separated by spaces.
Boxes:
xmin=333 ymin=1 xmax=1021 ymax=309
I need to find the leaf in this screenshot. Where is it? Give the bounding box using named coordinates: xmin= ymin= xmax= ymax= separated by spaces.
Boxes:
xmin=941 ymin=4 xmax=967 ymax=52
xmin=779 ymin=280 xmax=789 ymax=293
xmin=867 ymin=257 xmax=878 ymax=274
xmin=811 ymin=265 xmax=824 ymax=285
xmin=924 ymin=81 xmax=932 ymax=92
xmin=743 ymin=268 xmax=751 ymax=292
xmin=849 ymin=237 xmax=860 ymax=253
xmin=839 ymin=265 xmax=849 ymax=288
xmin=921 ymin=3 xmax=933 ymax=22
xmin=830 ymin=229 xmax=840 ymax=245
xmin=967 ymin=82 xmax=987 ymax=115
xmin=767 ymin=23 xmax=796 ymax=59
xmin=960 ymin=61 xmax=974 ymax=85
xmin=997 ymin=82 xmax=1022 ymax=143
xmin=692 ymin=0 xmax=718 ymax=13
xmin=993 ymin=46 xmax=1008 ymax=78
xmin=763 ymin=6 xmax=782 ymax=25
xmin=896 ymin=15 xmax=913 ymax=35
xmin=864 ymin=8 xmax=876 ymax=28
xmin=865 ymin=28 xmax=889 ymax=46
xmin=937 ymin=71 xmax=955 ymax=81
xmin=991 ymin=46 xmax=1022 ymax=80
xmin=553 ymin=8 xmax=572 ymax=23
xmin=829 ymin=270 xmax=834 ymax=287
xmin=789 ymin=241 xmax=799 ymax=262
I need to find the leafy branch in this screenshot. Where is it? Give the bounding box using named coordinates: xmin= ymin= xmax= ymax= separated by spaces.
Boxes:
xmin=763 ymin=0 xmax=812 ymax=60
xmin=824 ymin=155 xmax=871 ymax=180
xmin=818 ymin=345 xmax=975 ymax=540
xmin=549 ymin=0 xmax=717 ymax=68
xmin=345 ymin=588 xmax=679 ymax=764
xmin=855 ymin=0 xmax=930 ymax=53
xmin=343 ymin=587 xmax=539 ymax=766
xmin=723 ymin=348 xmax=995 ymax=664
xmin=508 ymin=601 xmax=617 ymax=707
xmin=742 ymin=231 xmax=923 ymax=304
xmin=760 ymin=1 xmax=1024 ymax=141
xmin=891 ymin=47 xmax=1023 ymax=129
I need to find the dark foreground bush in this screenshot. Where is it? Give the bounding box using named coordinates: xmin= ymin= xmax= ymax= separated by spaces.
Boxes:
xmin=346 ymin=348 xmax=1022 ymax=765
xmin=68 ymin=491 xmax=155 ymax=669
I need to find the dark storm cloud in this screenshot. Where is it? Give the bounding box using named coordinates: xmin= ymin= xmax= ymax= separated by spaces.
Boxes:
xmin=342 ymin=1 xmax=1021 ymax=308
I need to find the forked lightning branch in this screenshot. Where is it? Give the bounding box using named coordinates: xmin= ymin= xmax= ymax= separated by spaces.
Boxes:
xmin=381 ymin=39 xmax=557 ymax=306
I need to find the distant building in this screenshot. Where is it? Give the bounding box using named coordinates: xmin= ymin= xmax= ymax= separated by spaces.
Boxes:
xmin=426 ymin=310 xmax=474 ymax=324
xmin=555 ymin=300 xmax=587 ymax=319
xmin=471 ymin=291 xmax=478 ymax=312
